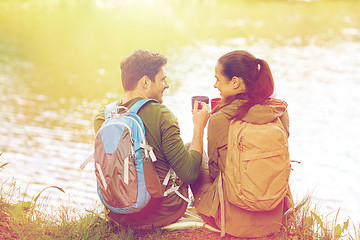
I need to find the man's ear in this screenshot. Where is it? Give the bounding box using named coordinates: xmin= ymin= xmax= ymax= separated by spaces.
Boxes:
xmin=140 ymin=76 xmax=150 ymax=89
xmin=232 ymin=76 xmax=246 ymax=93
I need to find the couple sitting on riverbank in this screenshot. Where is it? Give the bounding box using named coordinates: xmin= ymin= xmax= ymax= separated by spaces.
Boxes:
xmin=93 ymin=49 xmax=292 ymax=238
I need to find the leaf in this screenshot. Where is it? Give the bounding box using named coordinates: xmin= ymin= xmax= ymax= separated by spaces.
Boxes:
xmin=292 ymin=236 xmax=298 ymax=240
xmin=334 ymin=224 xmax=342 ymax=238
xmin=311 ymin=211 xmax=323 ymax=227
xmin=304 ymin=216 xmax=314 ymax=228
xmin=343 ymin=219 xmax=349 ymax=230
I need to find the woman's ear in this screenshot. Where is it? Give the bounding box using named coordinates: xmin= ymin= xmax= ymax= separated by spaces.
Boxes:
xmin=232 ymin=76 xmax=246 ymax=93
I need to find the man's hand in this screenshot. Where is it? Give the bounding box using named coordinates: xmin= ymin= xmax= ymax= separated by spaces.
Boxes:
xmin=192 ymin=101 xmax=210 ymax=130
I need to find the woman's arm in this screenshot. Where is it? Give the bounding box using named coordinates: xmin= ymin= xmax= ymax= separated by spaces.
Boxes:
xmin=207 ymin=112 xmax=231 ymax=180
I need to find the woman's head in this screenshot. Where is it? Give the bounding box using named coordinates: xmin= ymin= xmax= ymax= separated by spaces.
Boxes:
xmin=215 ymin=50 xmax=275 ymax=119
xmin=216 ymin=50 xmax=274 ymax=101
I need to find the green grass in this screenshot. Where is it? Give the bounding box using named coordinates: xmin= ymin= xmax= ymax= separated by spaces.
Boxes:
xmin=1 ymin=158 xmax=359 ymax=240
xmin=280 ymin=196 xmax=359 ymax=240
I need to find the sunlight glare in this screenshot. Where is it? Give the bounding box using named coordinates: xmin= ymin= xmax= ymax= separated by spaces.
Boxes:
xmin=95 ymin=0 xmax=156 ymax=9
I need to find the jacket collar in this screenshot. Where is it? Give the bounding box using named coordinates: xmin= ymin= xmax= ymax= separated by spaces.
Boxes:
xmin=217 ymin=98 xmax=288 ymax=124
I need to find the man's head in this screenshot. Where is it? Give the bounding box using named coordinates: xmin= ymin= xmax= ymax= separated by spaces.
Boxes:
xmin=120 ymin=49 xmax=168 ymax=103
xmin=121 ymin=49 xmax=167 ymax=89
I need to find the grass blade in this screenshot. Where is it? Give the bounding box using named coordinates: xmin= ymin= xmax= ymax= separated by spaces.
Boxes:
xmin=33 ymin=186 xmax=65 ymax=204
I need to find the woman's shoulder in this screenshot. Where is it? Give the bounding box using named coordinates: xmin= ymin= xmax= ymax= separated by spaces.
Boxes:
xmin=209 ymin=109 xmax=231 ymax=127
xmin=211 ymin=99 xmax=243 ymax=121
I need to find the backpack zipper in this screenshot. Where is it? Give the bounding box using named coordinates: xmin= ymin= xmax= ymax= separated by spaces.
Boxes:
xmin=239 ymin=135 xmax=247 ymax=171
xmin=239 ymin=135 xmax=243 ymax=151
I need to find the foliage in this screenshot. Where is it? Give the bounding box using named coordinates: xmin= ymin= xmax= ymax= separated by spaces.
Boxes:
xmin=280 ymin=195 xmax=359 ymax=240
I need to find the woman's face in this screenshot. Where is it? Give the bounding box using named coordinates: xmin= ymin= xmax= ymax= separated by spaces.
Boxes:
xmin=214 ymin=62 xmax=236 ymax=101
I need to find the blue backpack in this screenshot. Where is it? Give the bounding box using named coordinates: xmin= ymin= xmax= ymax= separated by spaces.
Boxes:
xmin=93 ymin=99 xmax=164 ymax=214
xmin=80 ymin=98 xmax=190 ymax=214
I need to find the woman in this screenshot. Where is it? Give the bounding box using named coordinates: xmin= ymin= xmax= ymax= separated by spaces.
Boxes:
xmin=193 ymin=50 xmax=291 ymax=238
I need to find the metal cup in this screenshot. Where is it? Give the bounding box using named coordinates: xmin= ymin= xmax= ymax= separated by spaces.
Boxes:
xmin=191 ymin=96 xmax=209 ymax=110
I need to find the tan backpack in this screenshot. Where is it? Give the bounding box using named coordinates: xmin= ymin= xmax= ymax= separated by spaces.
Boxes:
xmin=223 ymin=117 xmax=291 ymax=212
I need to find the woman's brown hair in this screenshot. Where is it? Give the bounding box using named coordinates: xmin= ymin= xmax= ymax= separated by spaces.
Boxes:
xmin=217 ymin=50 xmax=275 ymax=120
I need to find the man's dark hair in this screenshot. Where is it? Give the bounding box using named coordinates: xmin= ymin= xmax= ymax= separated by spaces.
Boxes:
xmin=120 ymin=49 xmax=167 ymax=91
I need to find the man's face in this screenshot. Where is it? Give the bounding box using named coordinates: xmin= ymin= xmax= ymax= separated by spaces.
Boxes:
xmin=147 ymin=67 xmax=169 ymax=103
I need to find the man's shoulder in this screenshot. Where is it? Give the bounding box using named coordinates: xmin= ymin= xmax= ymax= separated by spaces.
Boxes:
xmin=141 ymin=101 xmax=178 ymax=126
xmin=139 ymin=100 xmax=170 ymax=113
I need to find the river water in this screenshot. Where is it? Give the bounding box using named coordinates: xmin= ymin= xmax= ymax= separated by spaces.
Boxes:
xmin=1 ymin=38 xmax=360 ymax=228
xmin=1 ymin=0 xmax=360 ymax=231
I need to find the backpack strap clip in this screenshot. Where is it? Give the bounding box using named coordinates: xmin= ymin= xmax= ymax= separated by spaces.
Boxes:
xmin=140 ymin=143 xmax=157 ymax=162
xmin=104 ymin=101 xmax=119 ymax=119
xmin=163 ymin=169 xmax=191 ymax=203
xmin=109 ymin=106 xmax=129 ymax=118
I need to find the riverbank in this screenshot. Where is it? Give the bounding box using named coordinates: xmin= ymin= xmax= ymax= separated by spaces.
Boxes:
xmin=0 ymin=195 xmax=357 ymax=240
xmin=1 ymin=163 xmax=358 ymax=240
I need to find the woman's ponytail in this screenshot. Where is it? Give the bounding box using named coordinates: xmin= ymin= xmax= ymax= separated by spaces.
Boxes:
xmin=253 ymin=58 xmax=275 ymax=103
xmin=232 ymin=57 xmax=274 ymax=121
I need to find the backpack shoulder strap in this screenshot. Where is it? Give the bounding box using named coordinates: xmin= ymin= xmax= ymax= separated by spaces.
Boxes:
xmin=129 ymin=98 xmax=158 ymax=114
xmin=104 ymin=101 xmax=119 ymax=119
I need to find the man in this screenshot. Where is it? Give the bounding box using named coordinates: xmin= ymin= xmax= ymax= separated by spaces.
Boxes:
xmin=94 ymin=49 xmax=210 ymax=228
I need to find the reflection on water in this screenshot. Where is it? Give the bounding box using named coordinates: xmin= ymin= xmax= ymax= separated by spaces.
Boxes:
xmin=1 ymin=0 xmax=360 ymax=227
xmin=1 ymin=0 xmax=359 ymax=99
